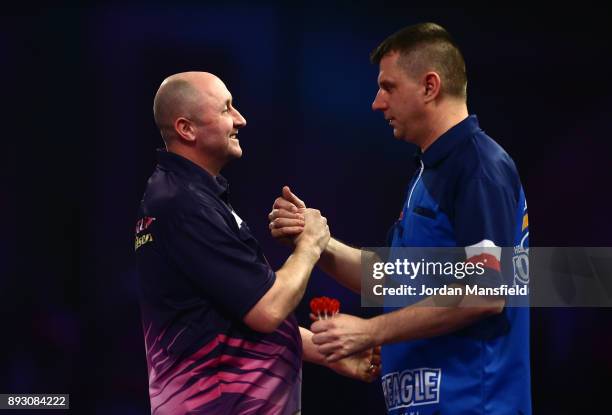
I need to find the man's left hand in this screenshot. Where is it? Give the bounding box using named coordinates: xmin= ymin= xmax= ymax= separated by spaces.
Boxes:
xmin=311 ymin=313 xmax=377 ymax=362
xmin=327 ymin=346 xmax=381 ymax=382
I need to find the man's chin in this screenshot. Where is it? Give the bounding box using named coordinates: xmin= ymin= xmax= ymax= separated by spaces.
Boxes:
xmin=392 ymin=128 xmax=413 ymax=143
xmin=229 ymin=143 xmax=243 ymax=159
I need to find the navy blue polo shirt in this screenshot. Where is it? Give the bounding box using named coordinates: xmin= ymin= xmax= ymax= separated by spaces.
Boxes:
xmin=135 ymin=150 xmax=302 ymax=415
xmin=382 ymin=116 xmax=531 ymax=414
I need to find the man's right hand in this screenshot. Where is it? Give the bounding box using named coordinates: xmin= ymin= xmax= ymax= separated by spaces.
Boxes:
xmin=296 ymin=208 xmax=330 ymax=255
xmin=268 ymin=186 xmax=307 ymax=243
xmin=269 ymin=186 xmax=329 ymax=252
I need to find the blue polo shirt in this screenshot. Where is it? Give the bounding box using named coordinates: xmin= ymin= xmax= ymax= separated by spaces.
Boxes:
xmin=382 ymin=116 xmax=531 ymax=414
xmin=135 ymin=150 xmax=302 ymax=415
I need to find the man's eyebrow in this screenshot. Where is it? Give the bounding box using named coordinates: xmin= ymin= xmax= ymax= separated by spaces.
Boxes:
xmin=379 ymin=79 xmax=395 ymax=89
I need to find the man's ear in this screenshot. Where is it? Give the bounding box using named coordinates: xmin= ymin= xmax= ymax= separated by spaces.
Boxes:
xmin=423 ymin=72 xmax=442 ymax=102
xmin=174 ymin=117 xmax=196 ymax=142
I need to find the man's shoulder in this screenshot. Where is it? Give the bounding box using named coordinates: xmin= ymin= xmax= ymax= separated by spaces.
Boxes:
xmin=140 ymin=168 xmax=195 ymax=218
xmin=139 ymin=167 xmax=233 ymax=230
xmin=455 ymin=131 xmax=519 ymax=185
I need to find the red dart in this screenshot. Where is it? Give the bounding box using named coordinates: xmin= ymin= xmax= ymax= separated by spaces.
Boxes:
xmin=309 ymin=298 xmax=322 ymax=320
xmin=309 ymin=296 xmax=341 ymax=320
xmin=330 ymin=299 xmax=340 ymax=315
xmin=321 ymin=297 xmax=330 ymax=318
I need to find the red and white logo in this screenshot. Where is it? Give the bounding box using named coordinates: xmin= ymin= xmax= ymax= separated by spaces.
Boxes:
xmin=135 ymin=217 xmax=156 ymax=234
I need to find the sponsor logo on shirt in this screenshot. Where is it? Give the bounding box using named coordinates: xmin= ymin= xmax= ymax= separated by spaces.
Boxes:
xmin=382 ymin=368 xmax=441 ymax=411
xmin=135 ymin=217 xmax=156 ymax=251
xmin=135 ymin=233 xmax=154 ymax=251
xmin=135 ymin=216 xmax=156 ymax=234
xmin=513 ymin=201 xmax=529 ymax=285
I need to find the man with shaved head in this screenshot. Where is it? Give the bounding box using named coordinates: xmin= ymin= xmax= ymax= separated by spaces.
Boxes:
xmin=135 ymin=72 xmax=379 ymax=415
xmin=152 ymin=72 xmax=245 ymax=174
xmin=269 ymin=23 xmax=531 ymax=414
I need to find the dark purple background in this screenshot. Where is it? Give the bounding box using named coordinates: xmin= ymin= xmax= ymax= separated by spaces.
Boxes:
xmin=3 ymin=4 xmax=612 ymax=414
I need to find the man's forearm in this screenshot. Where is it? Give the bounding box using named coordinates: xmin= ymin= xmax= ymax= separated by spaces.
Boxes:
xmin=300 ymin=326 xmax=326 ymax=365
xmin=244 ymin=243 xmax=321 ymax=333
xmin=318 ymin=238 xmax=363 ymax=293
xmin=370 ymin=296 xmax=504 ymax=346
xmin=273 ymin=244 xmax=321 ymax=317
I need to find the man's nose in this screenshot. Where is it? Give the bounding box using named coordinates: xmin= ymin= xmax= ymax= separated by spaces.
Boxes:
xmin=233 ymin=108 xmax=247 ymax=128
xmin=371 ymin=90 xmax=386 ymax=111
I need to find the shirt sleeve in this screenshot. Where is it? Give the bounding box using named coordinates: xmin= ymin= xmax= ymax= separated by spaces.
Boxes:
xmin=162 ymin=205 xmax=275 ymax=320
xmin=453 ymin=177 xmax=517 ymax=287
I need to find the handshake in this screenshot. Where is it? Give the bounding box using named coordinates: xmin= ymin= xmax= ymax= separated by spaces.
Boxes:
xmin=268 ymin=186 xmax=330 ymax=254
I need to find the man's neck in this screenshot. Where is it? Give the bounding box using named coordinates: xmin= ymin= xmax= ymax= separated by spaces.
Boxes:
xmin=418 ymin=101 xmax=469 ymax=152
xmin=166 ymin=145 xmax=221 ymax=177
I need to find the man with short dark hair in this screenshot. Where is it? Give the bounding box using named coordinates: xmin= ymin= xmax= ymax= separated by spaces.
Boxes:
xmin=136 ymin=71 xmax=380 ymax=415
xmin=269 ymin=23 xmax=531 ymax=414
